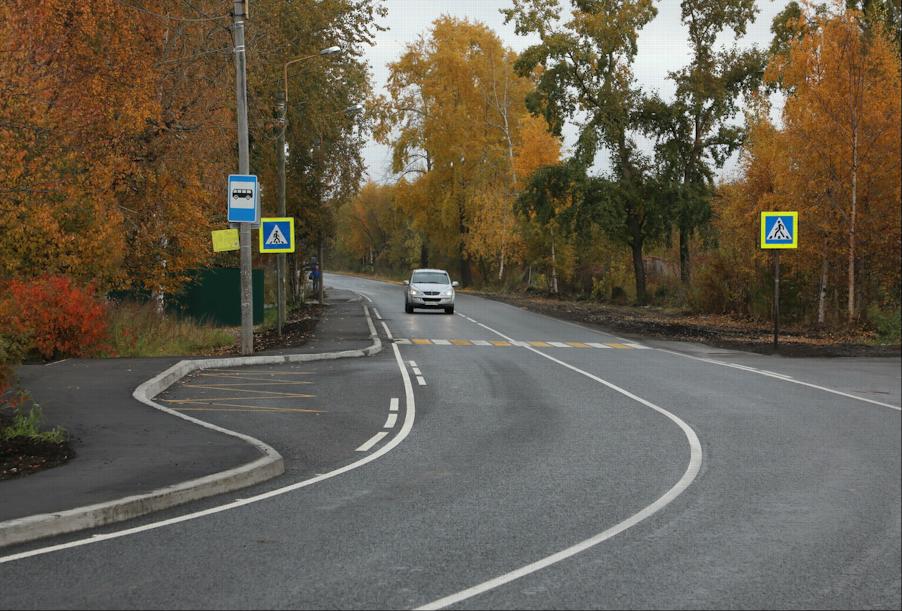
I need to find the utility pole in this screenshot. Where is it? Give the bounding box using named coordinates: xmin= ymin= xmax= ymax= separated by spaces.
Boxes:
xmin=276 ymin=91 xmax=287 ymax=336
xmin=318 ymin=231 xmax=325 ymax=304
xmin=233 ymin=0 xmax=253 ymax=355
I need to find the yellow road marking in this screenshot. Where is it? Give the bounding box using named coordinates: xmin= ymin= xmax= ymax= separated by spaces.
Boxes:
xmin=181 ymin=385 xmax=316 ymax=397
xmin=450 ymin=339 xmax=471 ymax=346
xmin=491 ymin=340 xmax=511 ymax=347
xmin=528 ymin=341 xmax=551 ymax=347
xmin=174 ymin=406 xmax=323 ymax=414
xmin=607 ymin=343 xmax=632 ymax=349
xmin=185 ymin=381 xmax=313 ymax=386
xmin=197 ymin=374 xmax=314 ymax=384
xmin=566 ymin=341 xmax=590 ymax=348
xmin=162 ymin=394 xmax=315 ymax=403
xmin=412 ymin=338 xmax=432 ymax=345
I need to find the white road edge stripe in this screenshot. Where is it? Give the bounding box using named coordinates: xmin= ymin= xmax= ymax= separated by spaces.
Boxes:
xmin=355 ymin=431 xmax=388 ymax=452
xmin=0 ymin=345 xmax=418 ymax=565
xmin=417 ymin=319 xmax=703 ymax=611
xmin=380 ymin=321 xmax=393 ymax=340
xmin=373 ymin=308 xmax=382 ymax=320
xmin=656 ymin=348 xmax=901 ymax=411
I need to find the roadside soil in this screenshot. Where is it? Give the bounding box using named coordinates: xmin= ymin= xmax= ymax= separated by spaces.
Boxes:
xmin=0 ymin=410 xmax=75 ymax=481
xmin=469 ymin=290 xmax=900 ymax=358
xmin=206 ymin=302 xmax=324 ymax=356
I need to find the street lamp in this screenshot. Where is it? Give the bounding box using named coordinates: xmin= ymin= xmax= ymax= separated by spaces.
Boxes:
xmin=275 ymin=45 xmax=342 ymax=335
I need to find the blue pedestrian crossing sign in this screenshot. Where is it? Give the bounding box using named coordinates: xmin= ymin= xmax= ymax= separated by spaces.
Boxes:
xmin=227 ymin=174 xmax=259 ymax=223
xmin=259 ymin=217 xmax=295 ymax=253
xmin=760 ymin=211 xmax=798 ymax=249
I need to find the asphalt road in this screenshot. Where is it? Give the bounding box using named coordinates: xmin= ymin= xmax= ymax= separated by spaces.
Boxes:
xmin=1 ymin=273 xmax=899 ymax=609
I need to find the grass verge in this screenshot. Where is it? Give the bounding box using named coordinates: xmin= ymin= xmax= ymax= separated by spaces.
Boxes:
xmin=107 ymin=302 xmax=235 ymax=357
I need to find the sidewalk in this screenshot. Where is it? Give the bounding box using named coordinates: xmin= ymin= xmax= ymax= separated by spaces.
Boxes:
xmin=0 ymin=289 xmax=377 ymax=547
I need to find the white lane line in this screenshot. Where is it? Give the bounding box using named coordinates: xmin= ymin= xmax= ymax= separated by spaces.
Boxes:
xmin=373 ymin=308 xmax=383 ymax=320
xmin=356 ymin=431 xmax=388 ymax=452
xmin=412 ymin=367 xmax=422 ymax=376
xmin=395 ymin=339 xmax=411 ymax=345
xmin=380 ymin=321 xmax=394 ymax=340
xmin=418 ymin=320 xmax=703 ymax=611
xmin=383 ymin=413 xmax=398 ymax=429
xmin=431 ymin=339 xmax=451 ymax=345
xmin=361 ymin=293 xmax=373 ymax=303
xmin=587 ymin=342 xmax=612 ymax=349
xmin=471 ymin=340 xmax=492 ymax=346
xmin=409 ymin=360 xmax=417 ymax=368
xmin=623 ymin=343 xmax=649 ymax=349
xmin=656 ymin=348 xmax=901 ymax=411
xmin=0 ymin=346 xmax=418 ymax=565
xmin=390 ymin=398 xmax=399 ymax=412
xmin=548 ymin=341 xmax=571 ymax=348
xmin=416 ymin=376 xmax=427 ymax=386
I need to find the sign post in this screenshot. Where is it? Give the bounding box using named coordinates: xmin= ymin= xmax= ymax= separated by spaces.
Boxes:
xmin=760 ymin=211 xmax=798 ymax=351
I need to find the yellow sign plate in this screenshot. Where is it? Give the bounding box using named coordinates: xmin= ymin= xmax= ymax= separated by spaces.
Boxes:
xmin=211 ymin=229 xmax=240 ymax=252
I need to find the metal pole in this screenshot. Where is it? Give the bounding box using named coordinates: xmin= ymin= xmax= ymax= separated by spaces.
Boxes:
xmin=773 ymin=250 xmax=780 ymax=351
xmin=233 ymin=0 xmax=253 ymax=355
xmin=276 ymin=91 xmax=286 ymax=336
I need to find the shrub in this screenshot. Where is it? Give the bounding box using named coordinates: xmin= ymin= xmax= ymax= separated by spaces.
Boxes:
xmin=0 ymin=276 xmax=111 ymax=360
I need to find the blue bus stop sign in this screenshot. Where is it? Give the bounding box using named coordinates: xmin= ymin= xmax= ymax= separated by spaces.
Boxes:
xmin=227 ymin=174 xmax=259 ymax=223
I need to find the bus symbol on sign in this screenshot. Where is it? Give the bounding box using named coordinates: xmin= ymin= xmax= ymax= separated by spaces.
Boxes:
xmin=227 ymin=174 xmax=259 ymax=223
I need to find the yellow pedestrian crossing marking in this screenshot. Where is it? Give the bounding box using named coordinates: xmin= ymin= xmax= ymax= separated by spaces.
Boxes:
xmin=395 ymin=338 xmax=645 ymax=349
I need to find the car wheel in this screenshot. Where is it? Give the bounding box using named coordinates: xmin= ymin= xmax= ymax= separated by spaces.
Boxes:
xmin=445 ymin=306 xmax=454 ymax=315
xmin=405 ymin=301 xmax=413 ymax=314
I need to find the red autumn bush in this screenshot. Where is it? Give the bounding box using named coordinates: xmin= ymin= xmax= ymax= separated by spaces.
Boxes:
xmin=0 ymin=276 xmax=111 ymax=360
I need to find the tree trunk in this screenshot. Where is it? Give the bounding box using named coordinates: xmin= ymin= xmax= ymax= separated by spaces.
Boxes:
xmin=817 ymin=253 xmax=828 ymax=327
xmin=419 ymin=240 xmax=429 ymax=268
xmin=631 ymin=239 xmax=647 ymax=305
xmin=848 ymin=127 xmax=858 ymax=323
xmin=498 ymin=247 xmax=505 ymax=282
xmin=550 ymin=230 xmax=559 ymax=295
xmin=679 ymin=224 xmax=691 ymax=285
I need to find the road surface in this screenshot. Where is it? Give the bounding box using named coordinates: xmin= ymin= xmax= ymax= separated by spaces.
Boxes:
xmin=1 ymin=273 xmax=899 ymax=609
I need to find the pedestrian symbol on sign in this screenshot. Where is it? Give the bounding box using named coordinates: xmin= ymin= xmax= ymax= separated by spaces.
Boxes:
xmin=265 ymin=225 xmax=288 ymax=246
xmin=766 ymin=217 xmax=792 ymax=241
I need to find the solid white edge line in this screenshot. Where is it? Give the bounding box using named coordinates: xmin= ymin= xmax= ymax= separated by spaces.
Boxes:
xmin=417 ymin=320 xmax=703 ymax=611
xmin=356 ymin=432 xmax=388 ymax=452
xmin=0 ymin=339 xmax=417 ymax=566
xmin=373 ymin=308 xmax=383 ymax=320
xmin=655 ymin=348 xmax=901 ymax=411
xmin=381 ymin=321 xmax=394 ymax=340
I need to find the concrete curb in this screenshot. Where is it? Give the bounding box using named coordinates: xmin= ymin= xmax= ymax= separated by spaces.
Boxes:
xmin=0 ymin=305 xmax=382 ymax=549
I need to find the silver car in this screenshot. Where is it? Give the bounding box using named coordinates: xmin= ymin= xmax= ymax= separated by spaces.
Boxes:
xmin=403 ymin=268 xmax=458 ymax=314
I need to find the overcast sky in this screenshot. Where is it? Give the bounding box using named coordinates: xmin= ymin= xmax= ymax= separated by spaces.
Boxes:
xmin=361 ymin=0 xmax=793 ymax=183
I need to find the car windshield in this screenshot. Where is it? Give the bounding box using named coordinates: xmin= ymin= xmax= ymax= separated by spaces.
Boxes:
xmin=412 ymin=272 xmax=450 ymax=285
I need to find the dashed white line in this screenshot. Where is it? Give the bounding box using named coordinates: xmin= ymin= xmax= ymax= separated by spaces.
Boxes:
xmin=431 ymin=339 xmax=451 ymax=345
xmin=383 ymin=413 xmax=398 ymax=429
xmin=586 ymin=342 xmax=612 ymax=349
xmin=548 ymin=341 xmax=571 ymax=348
xmin=409 ymin=360 xmax=417 ymax=367
xmin=389 ymin=398 xmax=399 ymax=412
xmin=416 ymin=376 xmax=427 ymax=386
xmin=373 ymin=308 xmax=383 ymax=320
xmin=412 ymin=367 xmax=422 ymax=376
xmin=470 ymin=340 xmax=492 ymax=346
xmin=355 ymin=431 xmax=388 ymax=452
xmin=0 ymin=343 xmax=419 ymax=565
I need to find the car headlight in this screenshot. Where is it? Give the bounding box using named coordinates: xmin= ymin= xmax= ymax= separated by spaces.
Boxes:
xmin=442 ymin=289 xmax=453 ymax=297
xmin=409 ymin=288 xmax=420 ymax=296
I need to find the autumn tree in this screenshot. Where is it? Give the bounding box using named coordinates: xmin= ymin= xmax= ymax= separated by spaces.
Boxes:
xmin=767 ymin=1 xmax=901 ymax=322
xmin=375 ymin=17 xmax=553 ymax=285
